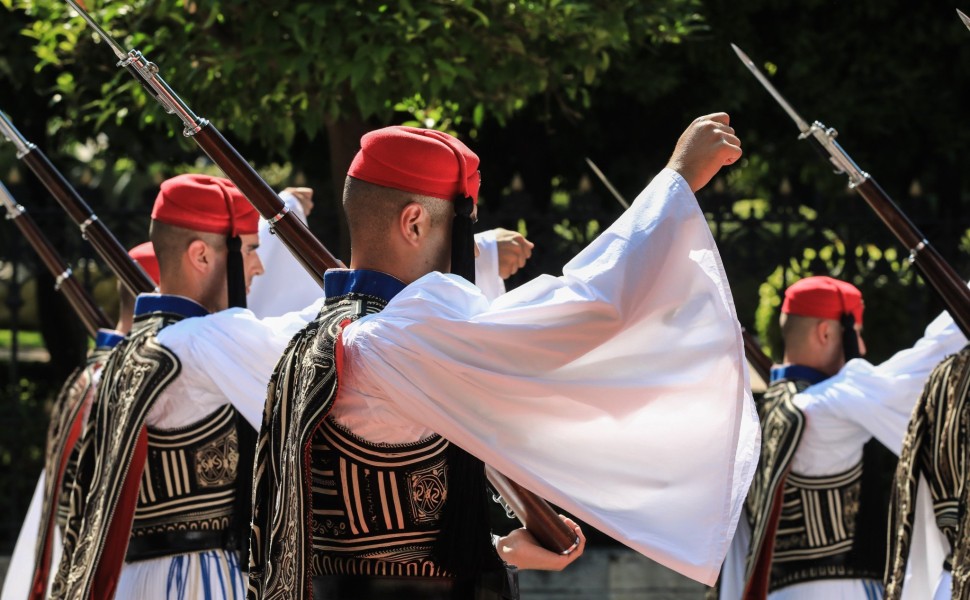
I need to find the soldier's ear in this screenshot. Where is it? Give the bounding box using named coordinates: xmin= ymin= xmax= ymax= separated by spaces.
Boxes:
xmin=399 ymin=201 xmax=428 ymax=247
xmin=814 ymin=319 xmax=832 ymax=346
xmin=185 ymin=238 xmax=211 ymax=273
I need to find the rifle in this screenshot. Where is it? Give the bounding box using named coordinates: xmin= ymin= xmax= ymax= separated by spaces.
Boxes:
xmin=584 ymin=157 xmax=775 ymax=383
xmin=63 ymin=0 xmax=339 ymax=284
xmin=0 ymin=180 xmax=111 ymax=337
xmin=67 ymin=1 xmax=578 ymax=554
xmin=732 ymin=44 xmax=970 ymax=339
xmin=0 ymin=111 xmax=156 ymax=296
xmin=959 ymin=9 xmax=970 ymax=30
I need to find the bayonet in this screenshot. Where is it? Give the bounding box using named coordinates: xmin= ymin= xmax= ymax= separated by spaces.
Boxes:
xmin=731 ymin=43 xmax=868 ymax=186
xmin=732 ymin=43 xmax=970 ymax=339
xmin=65 ymin=0 xmax=126 ymax=61
xmin=584 ymin=157 xmax=629 ymax=209
xmin=958 ymin=8 xmax=970 ymax=31
xmin=731 ymin=44 xmax=812 ymax=135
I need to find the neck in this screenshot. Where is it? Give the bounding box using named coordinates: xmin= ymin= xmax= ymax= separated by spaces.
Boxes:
xmin=348 ymin=256 xmax=421 ymax=286
xmin=781 ymin=352 xmax=841 ymax=377
xmin=158 ymin=281 xmax=221 ymax=314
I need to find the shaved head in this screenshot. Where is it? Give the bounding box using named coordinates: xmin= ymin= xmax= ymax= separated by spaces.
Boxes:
xmin=342 ymin=176 xmax=452 ymax=256
xmin=149 ymin=220 xmax=225 ymax=281
xmin=780 ymin=313 xmax=820 ymax=349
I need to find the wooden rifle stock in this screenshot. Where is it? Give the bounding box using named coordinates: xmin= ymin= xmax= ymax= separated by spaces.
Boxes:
xmin=18 ymin=149 xmax=156 ymax=296
xmin=485 ymin=466 xmax=580 ymax=554
xmin=850 ymin=177 xmax=970 ymax=338
xmin=192 ymin=124 xmax=341 ymax=284
xmin=0 ymin=183 xmax=111 ymax=337
xmin=742 ymin=329 xmax=772 ymax=384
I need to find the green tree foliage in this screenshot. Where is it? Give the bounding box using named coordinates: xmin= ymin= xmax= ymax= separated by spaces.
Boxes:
xmin=8 ymin=0 xmax=702 ymax=152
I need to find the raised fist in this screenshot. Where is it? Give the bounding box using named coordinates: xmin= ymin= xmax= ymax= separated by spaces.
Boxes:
xmin=665 ymin=113 xmax=742 ymax=193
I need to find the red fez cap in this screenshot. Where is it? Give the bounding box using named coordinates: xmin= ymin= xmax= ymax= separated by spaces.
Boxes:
xmin=782 ymin=276 xmax=864 ymax=325
xmin=128 ymin=242 xmax=159 ymax=285
xmin=151 ymin=174 xmax=258 ymax=237
xmin=348 ymin=126 xmax=481 ymax=204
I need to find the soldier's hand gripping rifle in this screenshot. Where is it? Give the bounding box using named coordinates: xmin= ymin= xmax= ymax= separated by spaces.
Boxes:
xmin=585 ymin=157 xmax=775 ymax=383
xmin=732 ymin=44 xmax=970 ymax=339
xmin=0 ymin=180 xmax=111 ymax=336
xmin=0 ymin=111 xmax=156 ymax=296
xmin=67 ymin=1 xmax=579 ymax=555
xmin=63 ymin=0 xmax=339 ymax=284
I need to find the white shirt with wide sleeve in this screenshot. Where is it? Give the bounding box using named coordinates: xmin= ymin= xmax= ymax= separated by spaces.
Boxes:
xmin=333 ymin=168 xmax=760 ymax=585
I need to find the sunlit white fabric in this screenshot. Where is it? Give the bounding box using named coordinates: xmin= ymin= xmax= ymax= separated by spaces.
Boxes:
xmin=333 ymin=168 xmax=759 ymax=585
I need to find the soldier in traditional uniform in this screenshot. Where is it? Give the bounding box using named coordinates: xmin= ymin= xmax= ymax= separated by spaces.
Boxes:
xmin=2 ymin=243 xmax=158 ymax=600
xmin=249 ymin=114 xmax=760 ymax=599
xmin=48 ymin=174 xmax=325 ymax=600
xmin=719 ymin=276 xmax=967 ymax=600
xmin=885 ymin=337 xmax=970 ymax=599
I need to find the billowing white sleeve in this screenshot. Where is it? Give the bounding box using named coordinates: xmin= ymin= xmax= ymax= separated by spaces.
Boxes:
xmin=158 ymin=300 xmax=324 ymax=429
xmin=342 ymin=168 xmax=759 ymax=585
xmin=473 ymin=230 xmax=506 ymax=302
xmin=2 ymin=472 xmax=44 ymax=600
xmin=795 ymin=310 xmax=967 ymax=455
xmin=247 ymin=191 xmax=325 ymax=318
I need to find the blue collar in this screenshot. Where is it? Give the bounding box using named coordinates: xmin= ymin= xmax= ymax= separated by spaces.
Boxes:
xmin=323 ymin=269 xmax=407 ymax=303
xmin=133 ymin=294 xmax=209 ymax=319
xmin=770 ymin=364 xmax=830 ymax=385
xmin=94 ymin=329 xmax=125 ymax=350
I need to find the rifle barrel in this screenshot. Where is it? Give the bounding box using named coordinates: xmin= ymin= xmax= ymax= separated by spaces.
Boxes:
xmin=193 ymin=125 xmax=341 ymax=284
xmin=742 ymin=330 xmax=773 ymax=384
xmin=0 ymin=111 xmax=156 ymax=296
xmin=852 ymin=178 xmax=970 ymax=337
xmin=0 ymin=181 xmax=111 ymax=336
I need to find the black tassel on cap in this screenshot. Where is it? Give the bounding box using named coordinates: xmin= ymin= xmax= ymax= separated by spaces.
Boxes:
xmin=226 ymin=235 xmax=247 ymax=309
xmin=432 ymin=194 xmax=502 ymax=577
xmin=840 ymin=313 xmax=860 ymax=361
xmin=450 ymin=195 xmax=477 ymax=282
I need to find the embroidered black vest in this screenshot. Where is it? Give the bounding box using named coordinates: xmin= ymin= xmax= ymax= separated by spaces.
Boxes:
xmin=743 ymin=369 xmax=894 ymax=595
xmin=741 ymin=376 xmax=808 ymax=596
xmin=52 ymin=309 xmax=183 ymax=599
xmin=886 ymin=345 xmax=970 ymax=599
xmin=53 ymin=297 xmax=254 ymax=598
xmin=251 ymin=270 xmax=509 ymax=600
xmin=126 ymin=403 xmax=246 ymax=560
xmin=250 ymin=291 xmax=389 ymax=599
xmin=307 ymin=416 xmax=452 ymax=577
